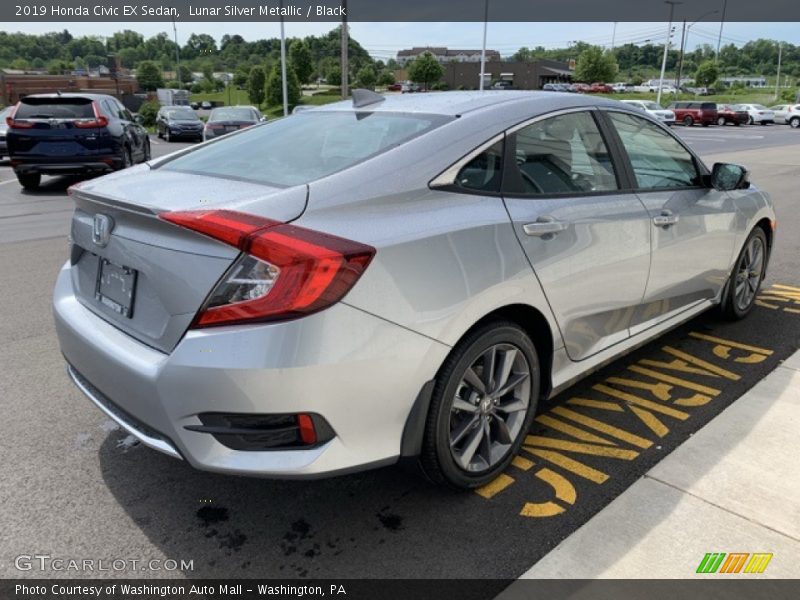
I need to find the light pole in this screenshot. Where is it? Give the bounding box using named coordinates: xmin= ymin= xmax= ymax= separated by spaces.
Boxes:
xmin=611 ymin=22 xmax=618 ymax=51
xmin=279 ymin=0 xmax=288 ymax=116
xmin=340 ymin=0 xmax=348 ymax=99
xmin=479 ymin=0 xmax=489 ymax=91
xmin=657 ymin=1 xmax=681 ymax=106
xmin=775 ymin=42 xmax=782 ymax=100
xmin=172 ymin=16 xmax=181 ymax=87
xmin=716 ymin=0 xmax=728 ymax=62
xmin=676 ymin=9 xmax=719 ymax=93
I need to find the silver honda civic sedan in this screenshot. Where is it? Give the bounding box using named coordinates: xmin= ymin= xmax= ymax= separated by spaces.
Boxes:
xmin=54 ymin=91 xmax=774 ymax=489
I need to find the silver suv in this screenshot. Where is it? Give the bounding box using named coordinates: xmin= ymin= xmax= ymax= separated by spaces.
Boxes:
xmin=54 ymin=91 xmax=774 ymax=489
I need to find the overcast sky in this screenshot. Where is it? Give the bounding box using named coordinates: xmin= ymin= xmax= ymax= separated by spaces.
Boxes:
xmin=3 ymin=22 xmax=799 ymax=60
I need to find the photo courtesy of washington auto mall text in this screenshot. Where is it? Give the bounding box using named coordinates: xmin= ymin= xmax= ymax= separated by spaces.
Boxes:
xmin=1 ymin=0 xmax=800 ymax=598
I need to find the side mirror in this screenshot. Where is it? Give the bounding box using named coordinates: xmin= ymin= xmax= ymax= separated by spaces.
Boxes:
xmin=711 ymin=162 xmax=750 ymax=191
xmin=133 ymin=114 xmax=144 ymax=125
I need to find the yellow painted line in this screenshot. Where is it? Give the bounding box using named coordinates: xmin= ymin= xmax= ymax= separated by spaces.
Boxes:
xmin=524 ymin=436 xmax=639 ymax=459
xmin=523 ymin=448 xmax=609 ymax=484
xmin=606 ymin=376 xmax=672 ymax=401
xmin=537 ymin=468 xmax=576 ymax=504
xmin=551 ymin=406 xmax=653 ymax=449
xmin=475 ymin=473 xmax=515 ymax=499
xmin=629 ymin=405 xmax=670 ymax=437
xmin=567 ymin=397 xmax=625 ymax=412
xmin=786 ymin=307 xmax=800 ymax=314
xmin=536 ymin=413 xmax=616 ymax=445
xmin=661 ymin=347 xmax=741 ymax=381
xmin=755 ymin=299 xmax=780 ymax=310
xmin=639 ymin=357 xmax=721 ymax=378
xmin=511 ymin=455 xmax=535 ymax=471
xmin=627 ymin=364 xmax=720 ymax=396
xmin=594 ymin=384 xmax=690 ymax=420
xmin=772 ymin=283 xmax=800 ymax=292
xmin=688 ymin=332 xmax=773 ymax=356
xmin=519 ymin=500 xmax=565 ymax=518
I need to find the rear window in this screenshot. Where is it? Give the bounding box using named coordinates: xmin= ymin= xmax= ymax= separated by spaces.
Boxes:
xmin=161 ymin=111 xmax=450 ymax=187
xmin=209 ymin=107 xmax=259 ymax=122
xmin=15 ymin=97 xmax=94 ymax=119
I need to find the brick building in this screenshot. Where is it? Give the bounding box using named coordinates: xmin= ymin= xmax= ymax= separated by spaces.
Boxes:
xmin=1 ymin=70 xmax=139 ymax=105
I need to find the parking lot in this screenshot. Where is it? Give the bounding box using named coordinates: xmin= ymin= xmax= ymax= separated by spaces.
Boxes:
xmin=1 ymin=123 xmax=799 ymax=580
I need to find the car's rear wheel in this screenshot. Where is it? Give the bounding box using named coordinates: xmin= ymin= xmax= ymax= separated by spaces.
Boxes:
xmin=17 ymin=172 xmax=41 ymax=190
xmin=790 ymin=117 xmax=800 ymax=129
xmin=717 ymin=116 xmax=726 ymax=126
xmin=420 ymin=320 xmax=539 ymax=489
xmin=748 ymin=116 xmax=755 ymax=125
xmin=165 ymin=129 xmax=172 ymax=142
xmin=121 ymin=146 xmax=132 ymax=169
xmin=143 ymin=139 xmax=151 ymax=162
xmin=721 ymin=227 xmax=768 ymax=320
xmin=683 ymin=116 xmax=694 ymax=126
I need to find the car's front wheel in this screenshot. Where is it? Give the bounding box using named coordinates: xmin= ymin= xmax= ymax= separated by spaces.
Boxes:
xmin=721 ymin=227 xmax=768 ymax=320
xmin=165 ymin=129 xmax=172 ymax=142
xmin=421 ymin=320 xmax=539 ymax=489
xmin=17 ymin=172 xmax=41 ymax=190
xmin=717 ymin=116 xmax=726 ymax=126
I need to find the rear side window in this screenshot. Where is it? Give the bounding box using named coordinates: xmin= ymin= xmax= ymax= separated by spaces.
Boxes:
xmin=608 ymin=111 xmax=701 ymax=189
xmin=701 ymin=103 xmax=716 ymax=110
xmin=15 ymin=98 xmax=94 ymax=119
xmin=162 ymin=111 xmax=450 ymax=186
xmin=455 ymin=140 xmax=504 ymax=193
xmin=505 ymin=111 xmax=618 ymax=195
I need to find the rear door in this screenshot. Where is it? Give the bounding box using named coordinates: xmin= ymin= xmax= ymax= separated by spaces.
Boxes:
xmin=7 ymin=96 xmax=109 ymax=158
xmin=602 ymin=110 xmax=738 ymax=332
xmin=502 ymin=109 xmax=652 ymax=361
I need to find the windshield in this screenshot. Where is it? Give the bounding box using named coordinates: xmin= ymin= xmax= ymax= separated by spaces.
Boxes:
xmin=161 ymin=111 xmax=450 ymax=187
xmin=209 ymin=107 xmax=259 ymax=122
xmin=166 ymin=108 xmax=198 ymax=120
xmin=752 ymin=104 xmax=768 ymax=110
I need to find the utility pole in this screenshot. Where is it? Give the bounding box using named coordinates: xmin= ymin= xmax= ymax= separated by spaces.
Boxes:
xmin=657 ymin=1 xmax=680 ymax=106
xmin=775 ymin=42 xmax=782 ymax=100
xmin=676 ymin=20 xmax=686 ymax=90
xmin=716 ymin=0 xmax=728 ymax=62
xmin=279 ymin=0 xmax=288 ymax=116
xmin=340 ymin=0 xmax=348 ymax=99
xmin=172 ymin=16 xmax=181 ymax=86
xmin=479 ymin=0 xmax=489 ymax=91
xmin=611 ymin=22 xmax=618 ymax=51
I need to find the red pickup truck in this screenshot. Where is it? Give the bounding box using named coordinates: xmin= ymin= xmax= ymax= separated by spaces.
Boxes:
xmin=666 ymin=101 xmax=718 ymax=127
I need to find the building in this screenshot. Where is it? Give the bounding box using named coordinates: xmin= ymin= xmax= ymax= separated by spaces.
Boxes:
xmin=719 ymin=77 xmax=768 ymax=88
xmin=440 ymin=59 xmax=573 ymax=90
xmin=1 ymin=69 xmax=139 ymax=105
xmin=396 ymin=47 xmax=502 ymax=65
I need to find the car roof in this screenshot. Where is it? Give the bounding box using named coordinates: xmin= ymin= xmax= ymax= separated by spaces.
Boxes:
xmin=307 ymin=90 xmax=616 ymax=117
xmin=20 ymin=93 xmax=115 ymax=101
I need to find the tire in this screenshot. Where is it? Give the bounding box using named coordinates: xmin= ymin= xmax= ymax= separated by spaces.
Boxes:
xmin=717 ymin=117 xmax=726 ymax=126
xmin=720 ymin=227 xmax=768 ymax=320
xmin=760 ymin=121 xmax=767 ymax=126
xmin=735 ymin=121 xmax=741 ymax=126
xmin=157 ymin=129 xmax=163 ymax=139
xmin=420 ymin=320 xmax=540 ymax=489
xmin=120 ymin=146 xmax=132 ymax=170
xmin=790 ymin=117 xmax=800 ymax=129
xmin=17 ymin=172 xmax=41 ymax=190
xmin=683 ymin=115 xmax=694 ymax=127
xmin=748 ymin=116 xmax=755 ymax=125
xmin=143 ymin=139 xmax=151 ymax=162
xmin=702 ymin=121 xmax=710 ymax=127
xmin=165 ymin=129 xmax=171 ymax=143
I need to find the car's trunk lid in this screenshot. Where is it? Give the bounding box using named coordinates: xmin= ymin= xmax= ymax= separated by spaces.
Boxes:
xmin=68 ymin=167 xmax=308 ymax=353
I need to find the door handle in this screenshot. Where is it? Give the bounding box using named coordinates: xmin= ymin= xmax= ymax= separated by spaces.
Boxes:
xmin=523 ymin=216 xmax=569 ymax=237
xmin=653 ymin=210 xmax=679 ymax=227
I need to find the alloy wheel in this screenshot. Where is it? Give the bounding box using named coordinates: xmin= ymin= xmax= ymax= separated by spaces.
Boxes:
xmin=448 ymin=343 xmax=531 ymax=473
xmin=734 ymin=235 xmax=765 ymax=311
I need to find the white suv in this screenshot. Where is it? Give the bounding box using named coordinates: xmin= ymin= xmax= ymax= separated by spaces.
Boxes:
xmin=770 ymin=104 xmax=800 ymax=128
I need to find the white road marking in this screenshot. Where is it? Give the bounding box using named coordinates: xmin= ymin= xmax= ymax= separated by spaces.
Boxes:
xmin=0 ymin=178 xmax=18 ymax=186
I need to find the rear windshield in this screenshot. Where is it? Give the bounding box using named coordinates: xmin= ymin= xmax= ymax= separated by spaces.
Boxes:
xmin=161 ymin=111 xmax=450 ymax=186
xmin=209 ymin=107 xmax=259 ymax=122
xmin=165 ymin=108 xmax=199 ymax=120
xmin=15 ymin=97 xmax=94 ymax=119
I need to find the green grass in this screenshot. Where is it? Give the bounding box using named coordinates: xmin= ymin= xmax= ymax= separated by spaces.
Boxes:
xmin=190 ymin=88 xmax=252 ymax=105
xmin=189 ymin=87 xmax=342 ymax=117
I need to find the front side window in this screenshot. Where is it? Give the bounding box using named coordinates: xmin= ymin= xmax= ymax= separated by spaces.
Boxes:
xmin=608 ymin=111 xmax=701 ymax=189
xmin=505 ymin=111 xmax=618 ymax=195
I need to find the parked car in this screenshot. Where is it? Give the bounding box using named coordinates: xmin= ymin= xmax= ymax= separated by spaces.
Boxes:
xmin=203 ymin=106 xmax=264 ymax=141
xmin=492 ymin=81 xmax=515 ymax=90
xmin=156 ymin=106 xmax=204 ymax=142
xmin=0 ymin=106 xmax=11 ymax=160
xmin=611 ymin=82 xmax=632 ymax=93
xmin=386 ymin=83 xmax=403 ymax=92
xmin=667 ymin=101 xmax=718 ymax=126
xmin=55 ymin=91 xmax=774 ymax=489
xmin=401 ymin=83 xmax=421 ymax=93
xmin=735 ymin=104 xmax=775 ymax=125
xmin=571 ymin=83 xmax=591 ymax=93
xmin=5 ymin=93 xmax=150 ymax=190
xmin=542 ymin=83 xmax=558 ymax=91
xmin=768 ymin=104 xmax=800 ymax=128
xmin=588 ymin=82 xmax=614 ymax=93
xmin=715 ymin=104 xmax=749 ymax=126
xmin=619 ymin=100 xmax=675 ymax=126
xmin=201 ymin=101 xmax=213 ymax=110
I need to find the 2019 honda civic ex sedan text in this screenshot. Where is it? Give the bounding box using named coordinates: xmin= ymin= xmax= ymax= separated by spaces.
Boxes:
xmin=54 ymin=91 xmax=775 ymax=489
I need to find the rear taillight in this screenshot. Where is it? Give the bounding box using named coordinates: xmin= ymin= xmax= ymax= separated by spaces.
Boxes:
xmin=159 ymin=210 xmax=375 ymax=327
xmin=74 ymin=101 xmax=109 ymax=129
xmin=6 ymin=102 xmax=34 ymax=128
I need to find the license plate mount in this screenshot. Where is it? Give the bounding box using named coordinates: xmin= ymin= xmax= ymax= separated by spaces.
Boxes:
xmin=95 ymin=258 xmax=137 ymax=318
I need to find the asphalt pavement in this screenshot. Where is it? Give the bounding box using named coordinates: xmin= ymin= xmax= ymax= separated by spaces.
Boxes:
xmin=0 ymin=125 xmax=799 ymax=581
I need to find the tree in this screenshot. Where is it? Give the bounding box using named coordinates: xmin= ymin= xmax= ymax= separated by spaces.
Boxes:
xmin=289 ymin=40 xmax=314 ymax=85
xmin=407 ymin=52 xmax=444 ymax=90
xmin=247 ymin=65 xmax=266 ymax=106
xmin=377 ymin=70 xmax=395 ymax=86
xmin=266 ymin=62 xmax=301 ymax=107
xmin=356 ymin=65 xmax=377 ymax=90
xmin=574 ymin=46 xmax=617 ymax=83
xmin=695 ymin=60 xmax=720 ymax=88
xmin=136 ymin=60 xmax=164 ymax=91
xmin=137 ymin=100 xmax=160 ymax=127
xmin=326 ymin=66 xmax=342 ymax=86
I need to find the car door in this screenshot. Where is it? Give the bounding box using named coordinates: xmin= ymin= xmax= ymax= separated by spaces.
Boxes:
xmin=502 ymin=109 xmax=652 ymax=361
xmin=116 ymin=101 xmax=145 ymax=159
xmin=602 ymin=110 xmax=738 ymax=333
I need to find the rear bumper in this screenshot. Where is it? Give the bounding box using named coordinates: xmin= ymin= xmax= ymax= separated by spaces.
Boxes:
xmin=53 ymin=262 xmax=449 ymax=478
xmin=13 ymin=159 xmax=117 ymax=175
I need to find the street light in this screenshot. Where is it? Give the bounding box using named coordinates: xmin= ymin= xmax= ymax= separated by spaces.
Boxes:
xmin=479 ymin=0 xmax=489 ymax=91
xmin=676 ymin=9 xmax=719 ymax=93
xmin=656 ymin=1 xmax=681 ymax=106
